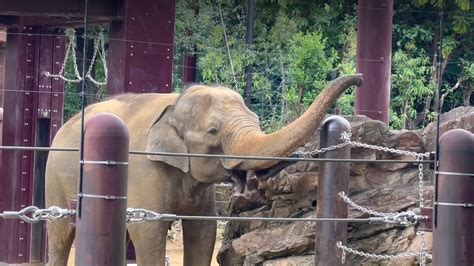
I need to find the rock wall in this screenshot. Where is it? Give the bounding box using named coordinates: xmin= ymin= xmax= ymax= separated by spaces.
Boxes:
xmin=217 ymin=107 xmax=474 ymax=265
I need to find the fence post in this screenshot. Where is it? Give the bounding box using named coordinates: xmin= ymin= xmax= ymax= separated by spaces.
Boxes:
xmin=75 ymin=113 xmax=129 ymax=265
xmin=433 ymin=129 xmax=474 ymax=265
xmin=315 ymin=115 xmax=351 ymax=266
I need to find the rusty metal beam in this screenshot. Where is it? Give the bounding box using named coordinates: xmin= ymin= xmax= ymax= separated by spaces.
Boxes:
xmin=107 ymin=0 xmax=175 ymax=94
xmin=355 ymin=0 xmax=393 ymax=124
xmin=0 ymin=0 xmax=122 ymax=19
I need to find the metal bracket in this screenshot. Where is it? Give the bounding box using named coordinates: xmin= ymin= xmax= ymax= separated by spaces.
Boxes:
xmin=418 ymin=207 xmax=433 ymax=232
xmin=69 ymin=199 xmax=77 ymax=226
xmin=80 ymin=160 xmax=128 ymax=166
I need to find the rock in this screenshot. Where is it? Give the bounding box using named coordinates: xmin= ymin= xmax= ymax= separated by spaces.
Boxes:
xmin=231 ymin=190 xmax=268 ymax=213
xmin=228 ymin=220 xmax=317 ymax=264
xmin=262 ymin=255 xmax=315 ymax=266
xmin=423 ymin=106 xmax=474 ymax=151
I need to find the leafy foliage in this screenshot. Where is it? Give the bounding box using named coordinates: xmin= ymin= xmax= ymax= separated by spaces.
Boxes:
xmin=174 ymin=1 xmax=358 ymax=131
xmin=391 ymin=51 xmax=435 ymax=129
xmin=60 ymin=1 xmax=473 ymax=130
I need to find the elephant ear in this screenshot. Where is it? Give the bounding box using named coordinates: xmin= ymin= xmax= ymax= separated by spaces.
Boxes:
xmin=146 ymin=106 xmax=189 ymax=173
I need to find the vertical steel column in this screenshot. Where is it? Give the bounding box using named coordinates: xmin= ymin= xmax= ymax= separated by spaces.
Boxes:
xmin=49 ymin=29 xmax=66 ymax=140
xmin=355 ymin=0 xmax=393 ymax=124
xmin=0 ymin=25 xmax=39 ymax=263
xmin=75 ymin=113 xmax=129 ymax=265
xmin=182 ymin=53 xmax=197 ymax=86
xmin=433 ymin=129 xmax=474 ymax=265
xmin=30 ymin=26 xmax=54 ymax=263
xmin=315 ymin=116 xmax=351 ymax=266
xmin=1 ymin=25 xmax=66 ymax=264
xmin=107 ymin=0 xmax=176 ymax=95
xmin=243 ymin=0 xmax=255 ymax=107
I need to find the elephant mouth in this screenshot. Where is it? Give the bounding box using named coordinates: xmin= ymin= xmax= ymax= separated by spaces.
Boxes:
xmin=229 ymin=153 xmax=303 ymax=192
xmin=230 ymin=170 xmax=247 ymax=193
xmin=254 ymin=153 xmax=300 ymax=180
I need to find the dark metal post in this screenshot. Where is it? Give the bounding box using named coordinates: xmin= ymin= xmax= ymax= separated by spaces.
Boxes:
xmin=243 ymin=0 xmax=254 ymax=107
xmin=75 ymin=113 xmax=129 ymax=265
xmin=315 ymin=116 xmax=351 ymax=266
xmin=355 ymin=0 xmax=393 ymax=124
xmin=182 ymin=52 xmax=197 ymax=86
xmin=433 ymin=129 xmax=474 ymax=265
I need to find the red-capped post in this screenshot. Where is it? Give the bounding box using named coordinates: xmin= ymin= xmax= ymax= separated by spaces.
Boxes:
xmin=433 ymin=129 xmax=474 ymax=265
xmin=75 ymin=113 xmax=129 ymax=265
xmin=315 ymin=116 xmax=351 ymax=266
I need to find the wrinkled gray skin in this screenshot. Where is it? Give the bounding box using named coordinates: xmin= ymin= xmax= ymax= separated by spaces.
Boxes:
xmin=45 ymin=75 xmax=362 ymax=265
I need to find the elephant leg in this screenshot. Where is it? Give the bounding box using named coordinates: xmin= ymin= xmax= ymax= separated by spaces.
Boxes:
xmin=46 ymin=219 xmax=75 ymax=266
xmin=182 ymin=219 xmax=217 ymax=266
xmin=127 ymin=222 xmax=170 ymax=265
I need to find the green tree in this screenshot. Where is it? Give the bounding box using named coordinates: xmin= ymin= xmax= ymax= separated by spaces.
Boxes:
xmin=391 ymin=51 xmax=434 ymax=129
xmin=172 ymin=0 xmax=472 ymax=131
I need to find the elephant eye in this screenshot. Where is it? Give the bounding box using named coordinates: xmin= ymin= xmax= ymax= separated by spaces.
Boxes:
xmin=207 ymin=127 xmax=219 ymax=135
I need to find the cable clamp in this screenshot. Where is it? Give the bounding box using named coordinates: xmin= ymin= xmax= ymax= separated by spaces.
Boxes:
xmin=80 ymin=160 xmax=128 ymax=166
xmin=79 ymin=193 xmax=127 ymax=200
xmin=435 ymin=201 xmax=473 ymax=208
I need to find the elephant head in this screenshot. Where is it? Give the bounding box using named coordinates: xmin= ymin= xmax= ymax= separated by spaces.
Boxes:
xmin=146 ymin=74 xmax=362 ymax=184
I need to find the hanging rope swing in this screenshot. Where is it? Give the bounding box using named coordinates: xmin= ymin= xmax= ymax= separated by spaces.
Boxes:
xmin=45 ymin=28 xmax=108 ymax=86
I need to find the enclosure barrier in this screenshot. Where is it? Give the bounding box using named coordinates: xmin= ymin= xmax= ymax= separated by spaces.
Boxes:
xmin=3 ymin=115 xmax=466 ymax=265
xmin=433 ymin=129 xmax=474 ymax=265
xmin=315 ymin=116 xmax=351 ymax=266
xmin=75 ymin=113 xmax=129 ymax=265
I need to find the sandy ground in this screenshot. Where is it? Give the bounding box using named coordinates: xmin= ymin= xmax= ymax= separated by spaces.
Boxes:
xmin=68 ymin=239 xmax=222 ymax=265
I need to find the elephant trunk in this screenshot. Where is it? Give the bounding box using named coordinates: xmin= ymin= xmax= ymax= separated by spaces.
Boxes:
xmin=224 ymin=74 xmax=363 ymax=170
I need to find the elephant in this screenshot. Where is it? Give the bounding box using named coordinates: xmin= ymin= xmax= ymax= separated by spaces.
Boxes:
xmin=45 ymin=74 xmax=362 ymax=265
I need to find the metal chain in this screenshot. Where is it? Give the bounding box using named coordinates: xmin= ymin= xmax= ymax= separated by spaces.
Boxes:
xmin=341 ymin=132 xmax=430 ymax=158
xmin=294 ymin=132 xmax=430 ymax=159
xmin=85 ymin=29 xmax=108 ymax=86
xmin=334 ymin=135 xmax=431 ymax=265
xmin=338 ymin=192 xmax=423 ymax=226
xmin=337 ymin=242 xmax=432 ymax=264
xmin=45 ymin=28 xmax=108 ymax=85
xmin=292 ymin=131 xmax=353 ymax=158
xmin=0 ymin=206 xmax=75 ymax=224
xmin=295 ymin=142 xmax=351 ymax=158
xmin=45 ymin=28 xmax=83 ymax=83
xmin=416 ymin=155 xmax=428 ymax=266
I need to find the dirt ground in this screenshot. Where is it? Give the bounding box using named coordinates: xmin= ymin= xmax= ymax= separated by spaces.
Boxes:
xmin=165 ymin=239 xmax=222 ymax=266
xmin=68 ymin=239 xmax=222 ymax=265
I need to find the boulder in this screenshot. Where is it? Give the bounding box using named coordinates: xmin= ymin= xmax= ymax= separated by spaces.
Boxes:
xmin=423 ymin=106 xmax=474 ymax=151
